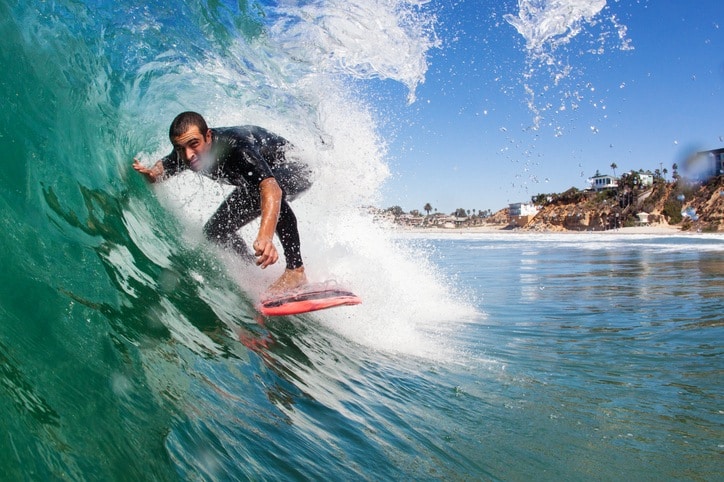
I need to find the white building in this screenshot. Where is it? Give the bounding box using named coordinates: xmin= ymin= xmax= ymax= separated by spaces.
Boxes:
xmin=638 ymin=173 xmax=654 ymax=187
xmin=588 ymin=173 xmax=618 ymax=191
xmin=508 ymin=203 xmax=539 ymax=227
xmin=509 ymin=203 xmax=539 ymax=216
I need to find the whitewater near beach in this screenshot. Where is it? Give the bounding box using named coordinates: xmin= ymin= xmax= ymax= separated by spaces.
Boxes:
xmin=399 ymin=223 xmax=691 ymax=235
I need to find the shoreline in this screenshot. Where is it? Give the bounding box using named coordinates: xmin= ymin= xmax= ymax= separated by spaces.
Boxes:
xmin=391 ymin=224 xmax=720 ymax=236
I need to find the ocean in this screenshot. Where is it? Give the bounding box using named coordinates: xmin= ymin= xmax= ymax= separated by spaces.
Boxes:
xmin=1 ymin=0 xmax=723 ymax=480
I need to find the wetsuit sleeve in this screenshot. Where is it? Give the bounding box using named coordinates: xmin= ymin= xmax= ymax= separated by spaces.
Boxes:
xmin=161 ymin=151 xmax=185 ymax=177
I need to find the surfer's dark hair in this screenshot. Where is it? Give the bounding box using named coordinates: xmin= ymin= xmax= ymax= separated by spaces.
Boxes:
xmin=169 ymin=111 xmax=209 ymax=140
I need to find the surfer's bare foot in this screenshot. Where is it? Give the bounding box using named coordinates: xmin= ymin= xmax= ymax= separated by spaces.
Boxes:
xmin=267 ymin=267 xmax=307 ymax=294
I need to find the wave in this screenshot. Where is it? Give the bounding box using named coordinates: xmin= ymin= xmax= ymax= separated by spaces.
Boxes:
xmin=0 ymin=1 xmax=474 ymax=479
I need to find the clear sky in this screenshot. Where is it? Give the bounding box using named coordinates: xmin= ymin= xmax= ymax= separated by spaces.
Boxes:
xmin=374 ymin=0 xmax=723 ymax=215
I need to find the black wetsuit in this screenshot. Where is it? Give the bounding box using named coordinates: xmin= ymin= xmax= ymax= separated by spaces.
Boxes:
xmin=162 ymin=126 xmax=311 ymax=269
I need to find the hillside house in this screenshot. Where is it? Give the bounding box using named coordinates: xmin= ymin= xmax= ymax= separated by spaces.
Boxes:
xmin=588 ymin=173 xmax=618 ymax=192
xmin=689 ymin=148 xmax=724 ymax=180
xmin=638 ymin=173 xmax=654 ymax=187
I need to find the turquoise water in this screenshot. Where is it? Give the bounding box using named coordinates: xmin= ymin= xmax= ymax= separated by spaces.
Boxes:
xmin=417 ymin=232 xmax=723 ymax=481
xmin=1 ymin=1 xmax=723 ymax=480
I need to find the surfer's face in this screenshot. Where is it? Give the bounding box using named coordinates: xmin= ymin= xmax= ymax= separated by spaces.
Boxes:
xmin=172 ymin=126 xmax=212 ymax=171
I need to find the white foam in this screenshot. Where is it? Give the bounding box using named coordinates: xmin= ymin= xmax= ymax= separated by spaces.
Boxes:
xmin=135 ymin=1 xmax=473 ymax=360
xmin=271 ymin=0 xmax=439 ymax=102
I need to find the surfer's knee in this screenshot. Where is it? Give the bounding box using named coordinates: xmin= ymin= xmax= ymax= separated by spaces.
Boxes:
xmin=202 ymin=221 xmax=226 ymax=243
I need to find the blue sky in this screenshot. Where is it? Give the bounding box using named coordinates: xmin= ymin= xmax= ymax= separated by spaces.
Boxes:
xmin=374 ymin=0 xmax=723 ymax=214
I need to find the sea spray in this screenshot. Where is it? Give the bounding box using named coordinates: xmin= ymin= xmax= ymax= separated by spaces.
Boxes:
xmin=503 ymin=0 xmax=633 ymax=128
xmin=129 ymin=0 xmax=475 ymax=359
xmin=271 ymin=0 xmax=440 ymax=103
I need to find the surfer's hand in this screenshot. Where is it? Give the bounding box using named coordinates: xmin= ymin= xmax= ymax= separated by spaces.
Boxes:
xmin=133 ymin=159 xmax=164 ymax=183
xmin=253 ymin=237 xmax=279 ymax=269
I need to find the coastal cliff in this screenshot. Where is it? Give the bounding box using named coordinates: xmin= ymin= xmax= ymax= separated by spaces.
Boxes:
xmin=519 ymin=176 xmax=724 ymax=233
xmin=378 ymin=175 xmax=723 ymax=233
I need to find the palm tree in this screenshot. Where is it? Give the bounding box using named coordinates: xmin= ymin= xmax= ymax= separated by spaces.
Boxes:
xmin=610 ymin=162 xmax=618 ymax=178
xmin=423 ymin=203 xmax=432 ymax=216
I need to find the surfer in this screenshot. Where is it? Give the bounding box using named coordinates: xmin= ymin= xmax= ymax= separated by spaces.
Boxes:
xmin=133 ymin=111 xmax=311 ymax=294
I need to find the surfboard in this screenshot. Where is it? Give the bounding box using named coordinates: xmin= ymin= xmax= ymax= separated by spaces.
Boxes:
xmin=258 ymin=283 xmax=361 ymax=316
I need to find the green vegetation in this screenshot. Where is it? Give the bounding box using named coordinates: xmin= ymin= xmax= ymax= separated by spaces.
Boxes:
xmin=662 ymin=198 xmax=683 ymax=224
xmin=384 ymin=205 xmax=404 ymax=216
xmin=531 ymin=187 xmax=586 ymax=206
xmin=591 ymin=189 xmax=617 ymax=204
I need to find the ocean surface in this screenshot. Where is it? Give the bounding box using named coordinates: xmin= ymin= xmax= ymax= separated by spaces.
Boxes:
xmin=1 ymin=1 xmax=723 ymax=480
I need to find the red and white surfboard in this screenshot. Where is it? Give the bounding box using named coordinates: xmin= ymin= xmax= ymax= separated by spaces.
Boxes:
xmin=258 ymin=284 xmax=361 ymax=316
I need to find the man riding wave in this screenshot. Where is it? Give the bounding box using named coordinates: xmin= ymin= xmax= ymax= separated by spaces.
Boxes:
xmin=133 ymin=111 xmax=311 ymax=294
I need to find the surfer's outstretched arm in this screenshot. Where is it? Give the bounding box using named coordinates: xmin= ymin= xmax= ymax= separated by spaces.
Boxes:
xmin=132 ymin=159 xmax=165 ymax=183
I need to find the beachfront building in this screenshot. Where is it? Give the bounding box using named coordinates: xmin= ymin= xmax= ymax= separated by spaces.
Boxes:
xmin=636 ymin=212 xmax=650 ymax=226
xmin=509 ymin=202 xmax=539 ymax=227
xmin=689 ymin=148 xmax=724 ymax=180
xmin=588 ymin=172 xmax=618 ymax=192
